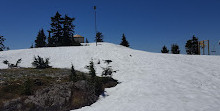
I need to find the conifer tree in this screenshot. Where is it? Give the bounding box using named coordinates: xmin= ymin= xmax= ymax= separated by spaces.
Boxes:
xmin=70 ymin=64 xmax=77 ymax=82
xmin=35 ymin=29 xmax=47 ymax=48
xmin=50 ymin=11 xmax=63 ymax=46
xmin=30 ymin=44 xmax=34 ymax=48
xmin=96 ymin=32 xmax=103 ymax=42
xmin=47 ymin=36 xmax=55 ymax=47
xmin=161 ymin=45 xmax=169 ymax=53
xmin=62 ymin=15 xmax=75 ymax=46
xmin=86 ymin=38 xmax=89 ymax=43
xmin=185 ymin=35 xmax=199 ymax=55
xmin=171 ymin=44 xmax=180 ymax=54
xmin=120 ymin=33 xmax=129 ymax=47
xmin=0 ymin=35 xmax=6 ymax=51
xmin=88 ymin=61 xmax=96 ymax=78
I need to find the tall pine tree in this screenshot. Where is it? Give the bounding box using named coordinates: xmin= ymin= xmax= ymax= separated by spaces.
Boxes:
xmin=185 ymin=35 xmax=199 ymax=55
xmin=0 ymin=35 xmax=6 ymax=51
xmin=96 ymin=32 xmax=103 ymax=42
xmin=50 ymin=11 xmax=63 ymax=46
xmin=35 ymin=29 xmax=47 ymax=48
xmin=120 ymin=33 xmax=129 ymax=47
xmin=161 ymin=45 xmax=169 ymax=53
xmin=62 ymin=15 xmax=75 ymax=46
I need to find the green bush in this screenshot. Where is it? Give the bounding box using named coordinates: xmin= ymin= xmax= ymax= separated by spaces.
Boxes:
xmin=32 ymin=56 xmax=51 ymax=69
xmin=86 ymin=60 xmax=96 ymax=78
xmin=2 ymin=58 xmax=22 ymax=68
xmin=70 ymin=64 xmax=77 ymax=82
xmin=101 ymin=66 xmax=113 ymax=77
xmin=22 ymin=78 xmax=33 ymax=95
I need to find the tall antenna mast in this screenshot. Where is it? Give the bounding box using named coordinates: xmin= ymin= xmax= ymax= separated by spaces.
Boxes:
xmin=94 ymin=5 xmax=97 ymax=46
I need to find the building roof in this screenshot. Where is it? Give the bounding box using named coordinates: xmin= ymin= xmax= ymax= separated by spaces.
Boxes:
xmin=73 ymin=34 xmax=83 ymax=38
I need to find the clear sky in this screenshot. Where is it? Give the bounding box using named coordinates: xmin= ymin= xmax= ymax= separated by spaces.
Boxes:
xmin=0 ymin=0 xmax=220 ymax=55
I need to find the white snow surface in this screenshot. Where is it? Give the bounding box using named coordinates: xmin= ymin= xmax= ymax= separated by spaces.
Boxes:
xmin=1 ymin=42 xmax=220 ymax=111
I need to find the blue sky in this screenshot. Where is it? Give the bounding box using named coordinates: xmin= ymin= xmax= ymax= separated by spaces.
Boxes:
xmin=0 ymin=0 xmax=220 ymax=55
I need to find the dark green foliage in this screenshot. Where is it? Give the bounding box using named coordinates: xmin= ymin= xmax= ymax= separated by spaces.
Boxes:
xmin=0 ymin=35 xmax=6 ymax=51
xmin=94 ymin=77 xmax=103 ymax=96
xmin=89 ymin=76 xmax=118 ymax=96
xmin=161 ymin=45 xmax=169 ymax=53
xmin=30 ymin=44 xmax=34 ymax=48
xmin=3 ymin=60 xmax=8 ymax=65
xmin=15 ymin=59 xmax=22 ymax=66
xmin=101 ymin=66 xmax=113 ymax=77
xmin=50 ymin=11 xmax=63 ymax=46
xmin=48 ymin=12 xmax=78 ymax=47
xmin=70 ymin=64 xmax=77 ymax=82
xmin=120 ymin=33 xmax=129 ymax=47
xmin=86 ymin=38 xmax=89 ymax=43
xmin=32 ymin=56 xmax=51 ymax=69
xmin=96 ymin=32 xmax=103 ymax=42
xmin=35 ymin=29 xmax=47 ymax=48
xmin=22 ymin=78 xmax=33 ymax=95
xmin=185 ymin=35 xmax=199 ymax=55
xmin=104 ymin=60 xmax=112 ymax=64
xmin=47 ymin=36 xmax=55 ymax=47
xmin=62 ymin=15 xmax=75 ymax=46
xmin=171 ymin=44 xmax=180 ymax=54
xmin=3 ymin=59 xmax=22 ymax=68
xmin=88 ymin=61 xmax=96 ymax=78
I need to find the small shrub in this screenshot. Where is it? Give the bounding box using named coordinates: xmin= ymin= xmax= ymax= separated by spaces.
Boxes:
xmin=32 ymin=56 xmax=51 ymax=69
xmin=161 ymin=45 xmax=169 ymax=53
xmin=104 ymin=60 xmax=112 ymax=64
xmin=94 ymin=77 xmax=103 ymax=96
xmin=22 ymin=78 xmax=33 ymax=95
xmin=3 ymin=60 xmax=8 ymax=65
xmin=97 ymin=59 xmax=100 ymax=64
xmin=86 ymin=60 xmax=96 ymax=78
xmin=70 ymin=64 xmax=77 ymax=82
xmin=101 ymin=66 xmax=113 ymax=77
xmin=2 ymin=58 xmax=22 ymax=68
xmin=15 ymin=58 xmax=22 ymax=66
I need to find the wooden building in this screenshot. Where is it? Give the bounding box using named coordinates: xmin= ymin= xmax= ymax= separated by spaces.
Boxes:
xmin=73 ymin=34 xmax=84 ymax=43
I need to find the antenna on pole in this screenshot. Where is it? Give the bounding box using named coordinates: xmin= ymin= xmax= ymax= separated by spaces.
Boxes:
xmin=94 ymin=5 xmax=97 ymax=46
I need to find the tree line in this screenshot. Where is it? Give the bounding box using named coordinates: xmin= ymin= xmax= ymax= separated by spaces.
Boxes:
xmin=34 ymin=12 xmax=80 ymax=48
xmin=34 ymin=11 xmax=130 ymax=48
xmin=161 ymin=35 xmax=199 ymax=54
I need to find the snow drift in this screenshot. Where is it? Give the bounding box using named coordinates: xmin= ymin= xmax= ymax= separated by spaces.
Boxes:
xmin=1 ymin=43 xmax=220 ymax=111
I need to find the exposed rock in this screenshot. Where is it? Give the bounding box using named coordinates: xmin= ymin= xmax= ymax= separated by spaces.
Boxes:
xmin=0 ymin=81 xmax=98 ymax=111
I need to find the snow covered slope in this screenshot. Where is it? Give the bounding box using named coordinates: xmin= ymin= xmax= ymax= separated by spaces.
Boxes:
xmin=1 ymin=43 xmax=220 ymax=111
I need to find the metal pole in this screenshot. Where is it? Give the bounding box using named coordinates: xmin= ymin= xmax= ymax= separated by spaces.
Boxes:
xmin=203 ymin=41 xmax=205 ymax=55
xmin=208 ymin=40 xmax=210 ymax=55
xmin=94 ymin=6 xmax=97 ymax=46
xmin=198 ymin=42 xmax=200 ymax=55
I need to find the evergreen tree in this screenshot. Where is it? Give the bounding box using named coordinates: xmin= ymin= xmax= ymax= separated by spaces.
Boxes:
xmin=70 ymin=64 xmax=77 ymax=82
xmin=50 ymin=11 xmax=63 ymax=46
xmin=62 ymin=15 xmax=75 ymax=46
xmin=35 ymin=29 xmax=47 ymax=48
xmin=161 ymin=45 xmax=169 ymax=53
xmin=96 ymin=32 xmax=103 ymax=42
xmin=171 ymin=44 xmax=180 ymax=54
xmin=86 ymin=38 xmax=89 ymax=43
xmin=0 ymin=35 xmax=6 ymax=51
xmin=120 ymin=33 xmax=129 ymax=47
xmin=88 ymin=60 xmax=96 ymax=78
xmin=30 ymin=44 xmax=34 ymax=48
xmin=47 ymin=36 xmax=55 ymax=47
xmin=185 ymin=35 xmax=199 ymax=55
